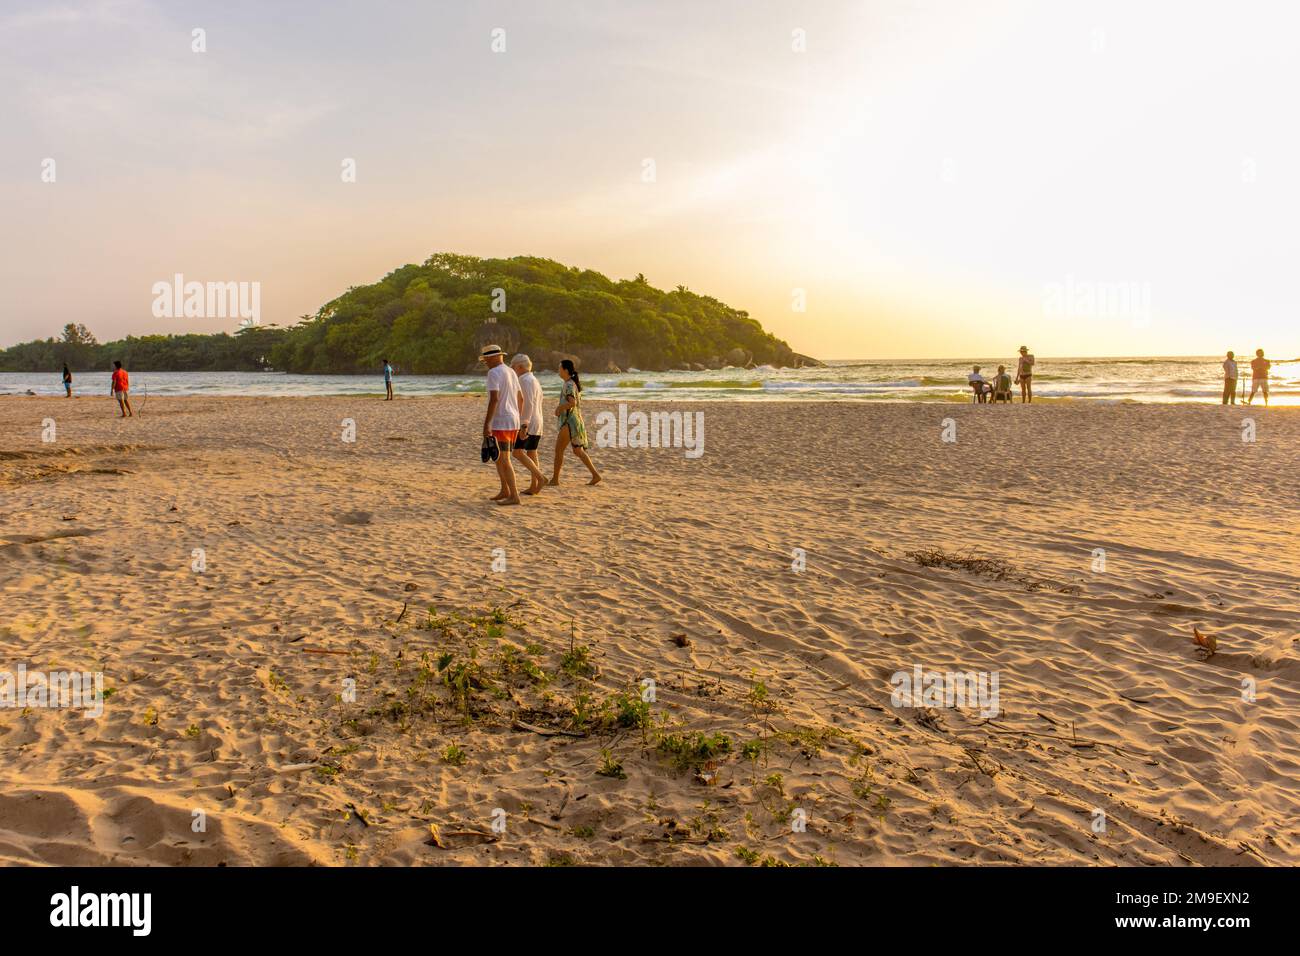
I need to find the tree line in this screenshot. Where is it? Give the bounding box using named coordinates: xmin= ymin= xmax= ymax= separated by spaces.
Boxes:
xmin=0 ymin=323 xmax=286 ymax=372
xmin=0 ymin=254 xmax=807 ymax=374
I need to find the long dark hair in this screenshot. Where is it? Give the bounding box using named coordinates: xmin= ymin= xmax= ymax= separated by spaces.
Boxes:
xmin=561 ymin=359 xmax=581 ymax=392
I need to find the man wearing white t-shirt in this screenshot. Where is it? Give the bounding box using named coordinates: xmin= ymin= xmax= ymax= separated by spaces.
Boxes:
xmin=480 ymin=344 xmax=524 ymax=505
xmin=511 ymin=354 xmax=548 ymax=495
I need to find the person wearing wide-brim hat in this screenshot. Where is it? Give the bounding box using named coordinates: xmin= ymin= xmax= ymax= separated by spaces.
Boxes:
xmin=479 ymin=344 xmax=525 ymax=505
xmin=1014 ymin=345 xmax=1035 ymax=404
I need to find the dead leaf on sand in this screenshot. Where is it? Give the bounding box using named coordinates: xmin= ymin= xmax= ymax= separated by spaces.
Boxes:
xmin=1192 ymin=626 xmax=1218 ymax=658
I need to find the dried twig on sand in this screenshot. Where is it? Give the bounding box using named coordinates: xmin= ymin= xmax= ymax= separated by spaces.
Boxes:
xmin=512 ymin=719 xmax=585 ymax=738
xmin=906 ymin=548 xmax=1080 ymax=594
xmin=972 ymin=721 xmax=1148 ymax=759
xmin=426 ymin=825 xmax=498 ymax=848
xmin=962 ymin=746 xmax=998 ymax=776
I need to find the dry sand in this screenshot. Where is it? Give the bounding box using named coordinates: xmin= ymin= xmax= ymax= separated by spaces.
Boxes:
xmin=1 ymin=394 xmax=1297 ymax=866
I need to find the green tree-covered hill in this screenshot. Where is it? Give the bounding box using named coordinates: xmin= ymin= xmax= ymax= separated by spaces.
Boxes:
xmin=0 ymin=254 xmax=821 ymax=374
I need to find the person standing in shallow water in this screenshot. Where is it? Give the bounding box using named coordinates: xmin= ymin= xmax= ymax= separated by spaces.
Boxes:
xmin=551 ymin=359 xmax=601 ymax=487
xmin=1015 ymin=346 xmax=1035 ymax=403
xmin=1247 ymin=349 xmax=1271 ymax=407
xmin=62 ymin=365 xmax=73 ymax=397
xmin=1221 ymin=351 xmax=1238 ymax=405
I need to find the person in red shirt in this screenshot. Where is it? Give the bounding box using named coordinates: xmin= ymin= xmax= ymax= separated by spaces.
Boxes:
xmin=110 ymin=360 xmax=133 ymax=418
xmin=1247 ymin=348 xmax=1271 ymax=407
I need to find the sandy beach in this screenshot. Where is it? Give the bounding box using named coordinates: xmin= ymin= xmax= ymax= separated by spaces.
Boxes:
xmin=1 ymin=394 xmax=1297 ymax=867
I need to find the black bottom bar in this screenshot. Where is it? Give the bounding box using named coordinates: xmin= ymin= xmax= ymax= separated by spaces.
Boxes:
xmin=0 ymin=865 xmax=1274 ymax=941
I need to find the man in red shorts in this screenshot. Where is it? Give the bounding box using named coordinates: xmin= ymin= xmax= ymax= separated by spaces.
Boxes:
xmin=480 ymin=344 xmax=524 ymax=506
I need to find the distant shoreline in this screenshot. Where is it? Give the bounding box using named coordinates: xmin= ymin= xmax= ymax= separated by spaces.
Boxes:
xmin=3 ymin=357 xmax=1295 ymax=406
xmin=3 ymin=392 xmax=1296 ymax=410
xmin=4 ymin=354 xmax=1297 ymax=368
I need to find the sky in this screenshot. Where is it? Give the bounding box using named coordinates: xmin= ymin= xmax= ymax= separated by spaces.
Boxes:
xmin=2 ymin=0 xmax=1298 ymax=360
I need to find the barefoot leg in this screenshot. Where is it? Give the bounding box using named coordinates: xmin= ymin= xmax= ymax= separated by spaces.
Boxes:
xmin=495 ymin=442 xmax=520 ymax=504
xmin=573 ymin=445 xmax=601 ymax=484
xmin=514 ymin=447 xmax=545 ymax=493
xmin=552 ymin=427 xmax=571 ymax=486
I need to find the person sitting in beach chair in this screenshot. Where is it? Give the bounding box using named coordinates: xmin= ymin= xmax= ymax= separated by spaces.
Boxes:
xmin=968 ymin=365 xmax=991 ymax=403
xmin=990 ymin=365 xmax=1013 ymax=403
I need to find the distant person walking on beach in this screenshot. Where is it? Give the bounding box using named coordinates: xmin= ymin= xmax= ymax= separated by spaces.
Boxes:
xmin=383 ymin=358 xmax=394 ymax=400
xmin=551 ymin=359 xmax=601 ymax=487
xmin=510 ymin=354 xmax=549 ymax=495
xmin=968 ymin=365 xmax=990 ymax=403
xmin=62 ymin=364 xmax=72 ymax=397
xmin=110 ymin=360 xmax=132 ymax=417
xmin=1015 ymin=346 xmax=1035 ymax=403
xmin=1221 ymin=351 xmax=1238 ymax=405
xmin=1247 ymin=349 xmax=1271 ymax=406
xmin=480 ymin=345 xmax=523 ymax=506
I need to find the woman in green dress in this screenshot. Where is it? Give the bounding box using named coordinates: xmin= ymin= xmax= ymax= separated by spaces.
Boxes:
xmin=551 ymin=359 xmax=602 ymax=486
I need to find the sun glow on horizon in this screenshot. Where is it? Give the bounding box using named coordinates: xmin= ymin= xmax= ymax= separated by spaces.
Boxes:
xmin=2 ymin=0 xmax=1299 ymax=361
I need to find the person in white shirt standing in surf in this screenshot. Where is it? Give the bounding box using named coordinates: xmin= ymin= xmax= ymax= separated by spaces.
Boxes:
xmin=1221 ymin=350 xmax=1239 ymax=405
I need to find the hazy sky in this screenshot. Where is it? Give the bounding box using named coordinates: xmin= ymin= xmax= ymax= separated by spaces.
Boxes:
xmin=3 ymin=0 xmax=1298 ymax=359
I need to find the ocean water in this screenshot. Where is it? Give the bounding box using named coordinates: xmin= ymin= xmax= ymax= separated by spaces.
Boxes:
xmin=3 ymin=357 xmax=1297 ymax=405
